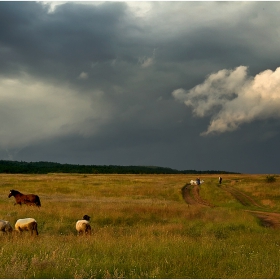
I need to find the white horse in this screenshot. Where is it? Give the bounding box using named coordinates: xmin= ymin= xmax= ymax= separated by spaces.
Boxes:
xmin=190 ymin=179 xmax=204 ymax=185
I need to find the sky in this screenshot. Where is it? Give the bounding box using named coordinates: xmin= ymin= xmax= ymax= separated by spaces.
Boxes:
xmin=0 ymin=1 xmax=280 ymax=174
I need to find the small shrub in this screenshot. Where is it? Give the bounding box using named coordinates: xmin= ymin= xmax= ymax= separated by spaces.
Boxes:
xmin=265 ymin=175 xmax=276 ymax=183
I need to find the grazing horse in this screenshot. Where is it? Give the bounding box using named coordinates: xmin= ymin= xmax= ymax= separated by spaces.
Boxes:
xmin=8 ymin=190 xmax=41 ymax=207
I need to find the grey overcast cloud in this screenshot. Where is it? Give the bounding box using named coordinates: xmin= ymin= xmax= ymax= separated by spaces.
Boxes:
xmin=1 ymin=1 xmax=280 ymax=174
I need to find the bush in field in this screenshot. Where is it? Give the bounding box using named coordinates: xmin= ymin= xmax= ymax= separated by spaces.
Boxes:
xmin=265 ymin=175 xmax=276 ymax=183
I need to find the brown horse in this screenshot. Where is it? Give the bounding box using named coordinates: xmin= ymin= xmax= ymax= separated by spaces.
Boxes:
xmin=8 ymin=190 xmax=41 ymax=207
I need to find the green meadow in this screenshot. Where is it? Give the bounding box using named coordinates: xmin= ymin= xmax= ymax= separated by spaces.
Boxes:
xmin=1 ymin=173 xmax=280 ymax=278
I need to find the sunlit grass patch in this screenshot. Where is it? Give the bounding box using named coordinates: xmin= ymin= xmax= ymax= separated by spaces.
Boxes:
xmin=1 ymin=174 xmax=280 ymax=278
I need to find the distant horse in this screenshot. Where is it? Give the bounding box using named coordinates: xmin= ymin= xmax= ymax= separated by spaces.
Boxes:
xmin=8 ymin=190 xmax=41 ymax=207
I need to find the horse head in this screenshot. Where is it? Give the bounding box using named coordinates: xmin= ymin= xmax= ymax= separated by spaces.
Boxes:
xmin=8 ymin=190 xmax=15 ymax=198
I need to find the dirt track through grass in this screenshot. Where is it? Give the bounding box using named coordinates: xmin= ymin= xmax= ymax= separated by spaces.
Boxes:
xmin=182 ymin=179 xmax=280 ymax=229
xmin=220 ymin=184 xmax=264 ymax=208
xmin=181 ymin=183 xmax=215 ymax=207
xmin=181 ymin=184 xmax=198 ymax=206
xmin=245 ymin=210 xmax=280 ymax=228
xmin=220 ymin=181 xmax=280 ymax=228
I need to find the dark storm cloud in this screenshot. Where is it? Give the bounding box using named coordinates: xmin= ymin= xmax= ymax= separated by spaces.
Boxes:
xmin=0 ymin=1 xmax=127 ymax=80
xmin=1 ymin=1 xmax=280 ymax=173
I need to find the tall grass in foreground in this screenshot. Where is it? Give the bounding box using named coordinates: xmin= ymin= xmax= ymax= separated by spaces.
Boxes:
xmin=2 ymin=229 xmax=280 ymax=278
xmin=0 ymin=174 xmax=280 ymax=278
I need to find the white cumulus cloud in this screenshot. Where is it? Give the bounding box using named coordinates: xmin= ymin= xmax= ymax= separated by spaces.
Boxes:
xmin=172 ymin=66 xmax=280 ymax=135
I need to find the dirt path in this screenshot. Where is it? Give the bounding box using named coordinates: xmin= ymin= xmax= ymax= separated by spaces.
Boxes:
xmin=181 ymin=184 xmax=198 ymax=206
xmin=182 ymin=181 xmax=280 ymax=229
xmin=220 ymin=184 xmax=265 ymax=208
xmin=245 ymin=210 xmax=280 ymax=228
xmin=220 ymin=184 xmax=280 ymax=228
xmin=181 ymin=183 xmax=215 ymax=207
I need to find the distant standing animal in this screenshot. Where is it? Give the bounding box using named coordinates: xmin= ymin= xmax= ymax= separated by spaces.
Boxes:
xmin=76 ymin=215 xmax=91 ymax=235
xmin=15 ymin=218 xmax=38 ymax=235
xmin=219 ymin=177 xmax=222 ymax=184
xmin=0 ymin=219 xmax=13 ymax=233
xmin=8 ymin=190 xmax=41 ymax=207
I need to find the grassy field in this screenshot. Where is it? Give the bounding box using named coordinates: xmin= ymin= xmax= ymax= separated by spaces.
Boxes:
xmin=1 ymin=173 xmax=280 ymax=278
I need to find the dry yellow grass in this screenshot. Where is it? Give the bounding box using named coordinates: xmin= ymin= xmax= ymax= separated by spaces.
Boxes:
xmin=1 ymin=173 xmax=280 ymax=278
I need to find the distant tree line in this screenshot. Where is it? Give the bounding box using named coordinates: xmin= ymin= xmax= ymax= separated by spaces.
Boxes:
xmin=0 ymin=160 xmax=239 ymax=175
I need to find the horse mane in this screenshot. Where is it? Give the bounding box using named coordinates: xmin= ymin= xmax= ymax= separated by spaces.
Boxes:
xmin=10 ymin=190 xmax=23 ymax=196
xmin=10 ymin=190 xmax=23 ymax=195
